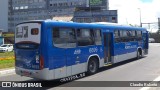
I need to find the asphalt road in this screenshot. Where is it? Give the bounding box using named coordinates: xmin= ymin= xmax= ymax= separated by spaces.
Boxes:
xmin=0 ymin=43 xmax=160 ymax=90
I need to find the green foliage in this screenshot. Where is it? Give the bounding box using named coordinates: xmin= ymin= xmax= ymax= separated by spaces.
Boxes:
xmin=0 ymin=52 xmax=14 ymax=58
xmin=2 ymin=34 xmax=14 ymax=37
xmin=129 ymin=24 xmax=140 ymax=27
xmin=0 ymin=60 xmax=15 ymax=69
xmin=157 ymin=30 xmax=160 ymax=34
xmin=90 ymin=0 xmax=102 ymax=5
xmin=150 ymin=33 xmax=160 ymax=43
xmin=0 ymin=52 xmax=15 ymax=69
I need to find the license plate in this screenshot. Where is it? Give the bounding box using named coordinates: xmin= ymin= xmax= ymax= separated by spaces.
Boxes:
xmin=22 ymin=71 xmax=31 ymax=76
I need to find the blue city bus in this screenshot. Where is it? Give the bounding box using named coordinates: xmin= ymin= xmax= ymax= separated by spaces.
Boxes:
xmin=14 ymin=20 xmax=149 ymax=80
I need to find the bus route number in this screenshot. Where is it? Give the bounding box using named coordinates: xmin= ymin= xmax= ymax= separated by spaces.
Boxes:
xmin=89 ymin=47 xmax=98 ymax=53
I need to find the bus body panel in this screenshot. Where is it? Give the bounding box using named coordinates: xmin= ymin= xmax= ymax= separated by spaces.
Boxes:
xmin=15 ymin=49 xmax=40 ymax=70
xmin=14 ymin=21 xmax=149 ymax=80
xmin=15 ymin=23 xmax=41 ymax=70
xmin=46 ymin=23 xmax=104 ymax=79
xmin=142 ymin=31 xmax=149 ymax=55
xmin=15 ymin=22 xmax=52 ymax=79
xmin=40 ymin=21 xmax=49 ymax=69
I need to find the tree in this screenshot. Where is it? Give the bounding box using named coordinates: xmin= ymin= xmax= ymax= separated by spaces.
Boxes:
xmin=157 ymin=30 xmax=160 ymax=34
xmin=129 ymin=24 xmax=140 ymax=27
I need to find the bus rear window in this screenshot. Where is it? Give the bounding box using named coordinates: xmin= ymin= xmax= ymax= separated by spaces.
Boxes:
xmin=16 ymin=27 xmax=39 ymax=38
xmin=16 ymin=27 xmax=23 ymax=38
xmin=16 ymin=26 xmax=28 ymax=38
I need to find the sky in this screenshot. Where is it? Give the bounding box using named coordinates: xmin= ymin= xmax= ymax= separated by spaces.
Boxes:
xmin=109 ymin=0 xmax=160 ymax=32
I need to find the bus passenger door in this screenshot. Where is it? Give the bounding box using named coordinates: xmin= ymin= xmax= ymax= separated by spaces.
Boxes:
xmin=103 ymin=33 xmax=113 ymax=64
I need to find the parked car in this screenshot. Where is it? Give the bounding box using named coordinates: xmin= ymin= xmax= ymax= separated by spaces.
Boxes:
xmin=149 ymin=38 xmax=155 ymax=43
xmin=0 ymin=44 xmax=13 ymax=52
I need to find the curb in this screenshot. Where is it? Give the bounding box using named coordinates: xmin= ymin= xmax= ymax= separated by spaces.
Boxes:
xmin=0 ymin=68 xmax=15 ymax=76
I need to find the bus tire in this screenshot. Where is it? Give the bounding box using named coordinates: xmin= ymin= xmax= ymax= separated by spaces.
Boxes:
xmin=87 ymin=58 xmax=99 ymax=75
xmin=136 ymin=50 xmax=141 ymax=59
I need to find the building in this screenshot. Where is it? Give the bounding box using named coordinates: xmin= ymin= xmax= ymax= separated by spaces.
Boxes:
xmin=158 ymin=18 xmax=160 ymax=30
xmin=53 ymin=15 xmax=73 ymax=21
xmin=8 ymin=0 xmax=116 ymax=32
xmin=0 ymin=0 xmax=8 ymax=32
xmin=0 ymin=29 xmax=4 ymax=45
xmin=73 ymin=0 xmax=117 ymax=23
xmin=73 ymin=9 xmax=117 ymax=23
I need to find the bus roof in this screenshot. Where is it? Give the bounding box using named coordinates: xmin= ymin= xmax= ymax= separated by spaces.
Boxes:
xmin=17 ymin=20 xmax=147 ymax=31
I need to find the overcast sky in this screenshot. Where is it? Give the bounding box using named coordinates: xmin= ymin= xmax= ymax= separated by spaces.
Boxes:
xmin=109 ymin=0 xmax=160 ymax=32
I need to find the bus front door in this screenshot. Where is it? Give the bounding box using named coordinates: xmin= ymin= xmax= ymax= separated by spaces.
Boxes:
xmin=103 ymin=33 xmax=113 ymax=64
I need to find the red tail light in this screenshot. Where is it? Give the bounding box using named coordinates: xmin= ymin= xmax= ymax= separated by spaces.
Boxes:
xmin=40 ymin=55 xmax=44 ymax=70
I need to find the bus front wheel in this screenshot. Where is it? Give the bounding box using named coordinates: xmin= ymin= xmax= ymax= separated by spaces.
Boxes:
xmin=87 ymin=58 xmax=99 ymax=75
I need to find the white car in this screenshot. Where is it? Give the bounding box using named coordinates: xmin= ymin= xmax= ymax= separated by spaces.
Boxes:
xmin=0 ymin=44 xmax=13 ymax=52
xmin=149 ymin=38 xmax=155 ymax=43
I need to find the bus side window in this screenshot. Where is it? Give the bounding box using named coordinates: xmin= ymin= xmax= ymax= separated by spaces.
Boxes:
xmin=130 ymin=30 xmax=136 ymax=41
xmin=52 ymin=27 xmax=76 ymax=48
xmin=127 ymin=30 xmax=133 ymax=42
xmin=95 ymin=29 xmax=102 ymax=45
xmin=114 ymin=30 xmax=120 ymax=43
xmin=120 ymin=30 xmax=128 ymax=42
xmin=77 ymin=29 xmax=94 ymax=46
xmin=136 ymin=31 xmax=142 ymax=41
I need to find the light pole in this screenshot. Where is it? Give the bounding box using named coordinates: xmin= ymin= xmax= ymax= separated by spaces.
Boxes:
xmin=138 ymin=8 xmax=142 ymax=27
xmin=89 ymin=0 xmax=93 ymax=22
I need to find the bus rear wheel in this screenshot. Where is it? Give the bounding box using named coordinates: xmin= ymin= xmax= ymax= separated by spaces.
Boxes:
xmin=87 ymin=58 xmax=99 ymax=75
xmin=137 ymin=50 xmax=142 ymax=59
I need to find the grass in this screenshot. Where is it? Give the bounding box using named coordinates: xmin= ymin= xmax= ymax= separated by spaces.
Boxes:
xmin=0 ymin=51 xmax=14 ymax=58
xmin=0 ymin=60 xmax=15 ymax=69
xmin=0 ymin=51 xmax=15 ymax=69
